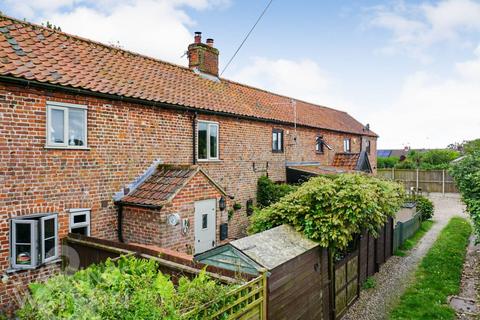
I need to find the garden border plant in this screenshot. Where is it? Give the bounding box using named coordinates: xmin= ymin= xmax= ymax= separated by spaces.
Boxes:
xmin=17 ymin=256 xmax=236 ymax=320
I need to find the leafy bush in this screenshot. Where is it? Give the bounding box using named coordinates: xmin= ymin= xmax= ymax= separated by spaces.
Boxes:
xmin=450 ymin=150 xmax=480 ymax=238
xmin=256 ymin=176 xmax=297 ymax=208
xmin=377 ymin=156 xmax=400 ymax=168
xmin=249 ymin=174 xmax=405 ymax=250
xmin=18 ymin=256 xmax=233 ymax=320
xmin=416 ymin=196 xmax=434 ymax=220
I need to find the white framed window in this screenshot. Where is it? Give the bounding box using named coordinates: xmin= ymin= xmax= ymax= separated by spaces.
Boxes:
xmin=11 ymin=219 xmax=37 ymax=269
xmin=198 ymin=121 xmax=219 ymax=160
xmin=10 ymin=214 xmax=58 ymax=270
xmin=69 ymin=209 xmax=91 ymax=236
xmin=343 ymin=138 xmax=351 ymax=153
xmin=46 ymin=101 xmax=87 ymax=149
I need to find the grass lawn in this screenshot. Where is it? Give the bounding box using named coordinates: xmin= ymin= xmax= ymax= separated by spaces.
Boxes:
xmin=394 ymin=220 xmax=434 ymax=256
xmin=390 ymin=217 xmax=471 ymax=320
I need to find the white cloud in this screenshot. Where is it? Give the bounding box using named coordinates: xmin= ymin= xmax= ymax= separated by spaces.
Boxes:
xmin=368 ymin=48 xmax=480 ymax=149
xmin=230 ymin=57 xmax=352 ymax=110
xmin=369 ymin=0 xmax=480 ymax=60
xmin=3 ymin=0 xmax=230 ymax=65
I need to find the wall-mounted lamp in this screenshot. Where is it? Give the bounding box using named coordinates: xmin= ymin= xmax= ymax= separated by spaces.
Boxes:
xmin=219 ymin=196 xmax=226 ymax=211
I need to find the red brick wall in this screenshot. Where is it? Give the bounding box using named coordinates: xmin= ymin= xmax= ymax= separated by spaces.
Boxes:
xmin=0 ymin=81 xmax=376 ymax=311
xmin=122 ymin=172 xmax=226 ymax=254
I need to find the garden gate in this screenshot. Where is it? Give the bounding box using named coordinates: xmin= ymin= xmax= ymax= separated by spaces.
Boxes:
xmin=333 ymin=249 xmax=359 ymax=319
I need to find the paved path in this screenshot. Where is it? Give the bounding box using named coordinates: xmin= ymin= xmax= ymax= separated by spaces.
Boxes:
xmin=342 ymin=193 xmax=467 ymax=320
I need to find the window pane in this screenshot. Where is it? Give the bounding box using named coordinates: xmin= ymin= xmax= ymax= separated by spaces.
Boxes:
xmin=15 ymin=244 xmax=32 ymax=265
xmin=44 ymin=238 xmax=55 ymax=259
xmin=50 ymin=109 xmax=64 ymax=144
xmin=43 ymin=218 xmax=55 ymax=238
xmin=198 ymin=122 xmax=207 ymax=159
xmin=73 ymin=214 xmax=87 ymax=224
xmin=209 ymin=125 xmax=218 ymax=158
xmin=272 ymin=132 xmax=278 ymax=150
xmin=15 ymin=223 xmax=31 ymax=243
xmin=278 ymin=132 xmax=282 ymax=150
xmin=68 ymin=109 xmax=85 ymax=146
xmin=202 ymin=214 xmax=208 ymax=229
xmin=71 ymin=226 xmax=88 ymax=235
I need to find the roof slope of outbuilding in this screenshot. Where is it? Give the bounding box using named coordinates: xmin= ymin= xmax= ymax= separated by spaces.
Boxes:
xmin=119 ymin=165 xmax=226 ymax=208
xmin=0 ymin=15 xmax=377 ymax=137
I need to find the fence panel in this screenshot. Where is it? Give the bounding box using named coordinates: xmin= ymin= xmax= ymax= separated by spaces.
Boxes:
xmin=393 ymin=213 xmax=422 ymax=252
xmin=334 ymin=250 xmax=359 ymax=319
xmin=182 ymin=272 xmax=267 ymax=320
xmin=377 ymin=169 xmax=458 ymax=193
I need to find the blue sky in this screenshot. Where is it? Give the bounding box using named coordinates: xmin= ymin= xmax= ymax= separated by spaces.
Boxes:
xmin=1 ymin=0 xmax=479 ymax=149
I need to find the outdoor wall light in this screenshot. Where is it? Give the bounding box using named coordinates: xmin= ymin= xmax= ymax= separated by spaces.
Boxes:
xmin=219 ymin=196 xmax=226 ymax=211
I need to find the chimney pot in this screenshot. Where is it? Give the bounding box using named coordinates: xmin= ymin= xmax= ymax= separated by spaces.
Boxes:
xmin=194 ymin=31 xmax=202 ymax=44
xmin=206 ymin=38 xmax=214 ymax=47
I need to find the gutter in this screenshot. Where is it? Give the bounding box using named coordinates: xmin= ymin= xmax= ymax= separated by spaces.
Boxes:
xmin=0 ymin=75 xmax=378 ymax=138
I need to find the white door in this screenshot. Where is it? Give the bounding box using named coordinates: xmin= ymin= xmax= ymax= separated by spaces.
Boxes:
xmin=194 ymin=199 xmax=216 ymax=254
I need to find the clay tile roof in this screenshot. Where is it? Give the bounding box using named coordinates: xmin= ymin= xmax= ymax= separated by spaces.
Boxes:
xmin=0 ymin=15 xmax=377 ymax=137
xmin=332 ymin=153 xmax=361 ymax=170
xmin=120 ymin=165 xmax=198 ymax=207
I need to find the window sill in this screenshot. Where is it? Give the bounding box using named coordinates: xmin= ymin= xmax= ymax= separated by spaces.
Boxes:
xmin=44 ymin=146 xmax=90 ymax=150
xmin=6 ymin=258 xmax=62 ymax=274
xmin=197 ymin=159 xmax=222 ymax=163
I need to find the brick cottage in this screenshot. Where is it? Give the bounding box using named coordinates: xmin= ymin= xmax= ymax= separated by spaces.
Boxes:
xmin=0 ymin=16 xmax=377 ymax=310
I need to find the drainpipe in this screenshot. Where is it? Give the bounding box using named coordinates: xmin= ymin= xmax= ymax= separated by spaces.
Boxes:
xmin=116 ymin=202 xmax=124 ymax=243
xmin=193 ymin=111 xmax=198 ymax=165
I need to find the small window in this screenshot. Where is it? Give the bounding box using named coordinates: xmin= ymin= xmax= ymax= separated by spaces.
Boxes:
xmin=202 ymin=214 xmax=208 ymax=229
xmin=343 ymin=138 xmax=351 ymax=153
xmin=10 ymin=214 xmax=58 ymax=270
xmin=198 ymin=121 xmax=219 ymax=160
xmin=272 ymin=129 xmax=284 ymax=153
xmin=366 ymin=140 xmax=371 ymax=154
xmin=316 ymin=136 xmax=324 ymax=154
xmin=46 ymin=102 xmax=87 ymax=148
xmin=69 ymin=209 xmax=91 ymax=236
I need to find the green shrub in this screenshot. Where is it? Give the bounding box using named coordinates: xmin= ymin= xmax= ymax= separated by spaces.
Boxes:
xmin=377 ymin=156 xmax=399 ymax=168
xmin=408 ymin=195 xmax=434 ymax=221
xmin=17 ymin=256 xmax=233 ymax=320
xmin=256 ymin=176 xmax=297 ymax=208
xmin=249 ymin=174 xmax=405 ymax=250
xmin=450 ymin=150 xmax=480 ymax=238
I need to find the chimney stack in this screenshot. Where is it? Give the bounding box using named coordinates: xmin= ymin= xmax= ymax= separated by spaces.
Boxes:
xmin=188 ymin=32 xmax=219 ymax=77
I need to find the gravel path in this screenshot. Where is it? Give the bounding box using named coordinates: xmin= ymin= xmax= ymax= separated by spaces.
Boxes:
xmin=341 ymin=193 xmax=467 ymax=320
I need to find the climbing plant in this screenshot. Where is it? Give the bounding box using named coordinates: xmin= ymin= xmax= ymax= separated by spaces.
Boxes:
xmin=249 ymin=174 xmax=405 ymax=250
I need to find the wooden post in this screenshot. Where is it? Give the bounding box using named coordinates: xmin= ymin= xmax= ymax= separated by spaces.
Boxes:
xmin=442 ymin=170 xmax=445 ymax=195
xmin=328 ymin=249 xmax=335 ymax=320
xmin=416 ymin=169 xmax=419 ymax=192
xmin=260 ymin=268 xmax=268 ymax=320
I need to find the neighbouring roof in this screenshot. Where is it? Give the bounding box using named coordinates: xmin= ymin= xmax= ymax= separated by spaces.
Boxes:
xmin=332 ymin=153 xmax=361 ymax=170
xmin=119 ymin=165 xmax=226 ymax=207
xmin=288 ymin=165 xmax=351 ymax=175
xmin=0 ymin=16 xmax=377 ymax=137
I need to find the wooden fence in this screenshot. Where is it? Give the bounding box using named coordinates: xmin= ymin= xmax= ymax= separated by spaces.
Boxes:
xmin=393 ymin=212 xmax=422 ymax=252
xmin=377 ymin=168 xmax=458 ymax=193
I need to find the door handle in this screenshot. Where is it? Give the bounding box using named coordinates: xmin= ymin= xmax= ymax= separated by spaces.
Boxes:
xmin=212 ymin=240 xmax=215 ymax=247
